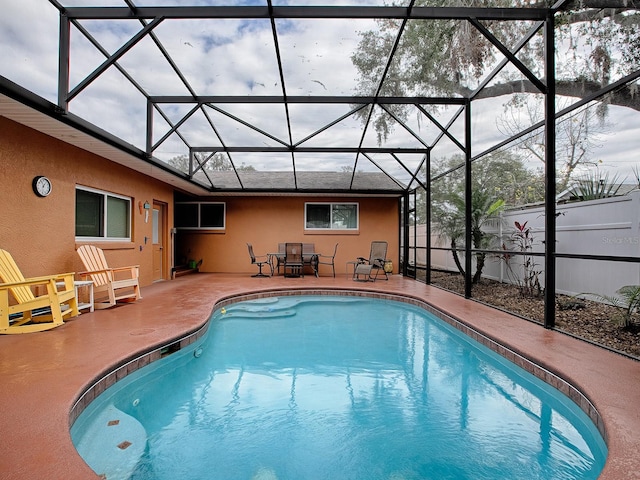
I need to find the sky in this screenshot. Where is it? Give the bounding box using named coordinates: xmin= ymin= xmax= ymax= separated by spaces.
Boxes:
xmin=1 ymin=1 xmax=638 ymax=187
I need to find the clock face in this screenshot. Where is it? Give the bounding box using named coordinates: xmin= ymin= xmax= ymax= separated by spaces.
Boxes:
xmin=33 ymin=176 xmax=52 ymax=197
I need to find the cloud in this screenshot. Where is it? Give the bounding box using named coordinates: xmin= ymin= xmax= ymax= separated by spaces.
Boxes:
xmin=1 ymin=1 xmax=638 ymax=181
xmin=0 ymin=1 xmax=60 ymax=100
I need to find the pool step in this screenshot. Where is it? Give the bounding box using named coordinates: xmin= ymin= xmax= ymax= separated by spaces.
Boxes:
xmin=220 ymin=296 xmax=366 ymax=319
xmin=73 ymin=404 xmax=147 ymax=480
xmin=222 ymin=298 xmax=295 ymax=318
xmin=222 ymin=309 xmax=296 ymax=319
xmin=243 ymin=297 xmax=280 ymax=305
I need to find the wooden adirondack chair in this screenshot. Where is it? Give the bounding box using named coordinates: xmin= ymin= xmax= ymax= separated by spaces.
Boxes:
xmin=0 ymin=249 xmax=79 ymax=334
xmin=77 ymin=245 xmax=141 ymax=309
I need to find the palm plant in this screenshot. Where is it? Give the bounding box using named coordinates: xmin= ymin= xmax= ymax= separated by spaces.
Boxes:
xmin=572 ymin=169 xmax=625 ymax=200
xmin=432 ymin=187 xmax=504 ymax=284
xmin=592 ymin=285 xmax=640 ymax=329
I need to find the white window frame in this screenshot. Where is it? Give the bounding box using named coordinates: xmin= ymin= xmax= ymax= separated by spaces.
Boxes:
xmin=175 ymin=202 xmax=226 ymax=230
xmin=304 ymin=202 xmax=359 ymax=230
xmin=75 ymin=186 xmax=132 ymax=241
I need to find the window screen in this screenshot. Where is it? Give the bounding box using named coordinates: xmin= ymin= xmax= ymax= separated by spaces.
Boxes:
xmin=305 ymin=203 xmax=358 ymax=230
xmin=175 ymin=202 xmax=225 ymax=229
xmin=76 ymin=187 xmax=131 ymax=240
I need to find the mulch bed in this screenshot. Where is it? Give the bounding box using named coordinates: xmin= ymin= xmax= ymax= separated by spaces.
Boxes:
xmin=429 ymin=271 xmax=640 ymax=359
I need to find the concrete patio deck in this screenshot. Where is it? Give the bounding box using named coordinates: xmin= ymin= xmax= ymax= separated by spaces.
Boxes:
xmin=0 ymin=273 xmax=638 ymax=479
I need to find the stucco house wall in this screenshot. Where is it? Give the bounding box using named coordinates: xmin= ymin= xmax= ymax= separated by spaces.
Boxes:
xmin=0 ymin=116 xmax=174 ymax=285
xmin=1 ymin=116 xmax=400 ymax=283
xmin=176 ymin=196 xmax=400 ymax=275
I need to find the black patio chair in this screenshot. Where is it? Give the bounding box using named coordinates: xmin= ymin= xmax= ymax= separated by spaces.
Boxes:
xmin=283 ymin=242 xmax=304 ymax=277
xmin=247 ymin=243 xmax=270 ymax=277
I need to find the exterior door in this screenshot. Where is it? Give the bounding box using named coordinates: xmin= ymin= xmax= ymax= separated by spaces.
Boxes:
xmin=152 ymin=202 xmax=165 ymax=281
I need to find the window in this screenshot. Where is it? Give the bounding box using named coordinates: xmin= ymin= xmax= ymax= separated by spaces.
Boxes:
xmin=175 ymin=202 xmax=225 ymax=229
xmin=75 ymin=187 xmax=131 ymax=240
xmin=305 ymin=203 xmax=358 ymax=230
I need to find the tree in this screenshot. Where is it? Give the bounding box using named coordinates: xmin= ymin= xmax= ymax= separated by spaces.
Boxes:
xmin=417 ymin=151 xmax=544 ymax=223
xmin=351 ymin=0 xmax=640 ymax=142
xmin=427 ymin=152 xmax=542 ymax=283
xmin=496 ymin=96 xmax=611 ymax=191
xmin=431 ymin=175 xmax=505 ymax=284
xmin=167 ymin=152 xmax=255 ymax=173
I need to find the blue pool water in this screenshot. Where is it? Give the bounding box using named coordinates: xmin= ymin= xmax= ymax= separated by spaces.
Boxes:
xmin=72 ymin=295 xmax=606 ymax=480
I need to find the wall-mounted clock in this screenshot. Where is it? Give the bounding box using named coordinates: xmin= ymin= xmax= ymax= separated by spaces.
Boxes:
xmin=32 ymin=176 xmax=52 ymax=197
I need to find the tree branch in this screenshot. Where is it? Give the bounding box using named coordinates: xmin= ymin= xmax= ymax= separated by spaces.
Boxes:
xmin=530 ymin=1 xmax=640 ymax=23
xmin=562 ymin=0 xmax=640 ymax=9
xmin=466 ymin=79 xmax=640 ymax=111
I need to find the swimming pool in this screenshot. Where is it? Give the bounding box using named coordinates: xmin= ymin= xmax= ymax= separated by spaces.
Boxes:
xmin=72 ymin=295 xmax=606 ymax=480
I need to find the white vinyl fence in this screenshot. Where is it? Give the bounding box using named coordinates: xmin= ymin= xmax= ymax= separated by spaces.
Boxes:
xmin=413 ymin=190 xmax=640 ymax=299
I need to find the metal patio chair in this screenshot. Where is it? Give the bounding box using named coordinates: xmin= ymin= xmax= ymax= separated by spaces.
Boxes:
xmin=247 ymin=243 xmax=271 ymax=277
xmin=283 ymin=243 xmax=304 ymax=277
xmin=353 ymin=241 xmax=388 ymax=282
xmin=317 ymin=243 xmax=338 ymax=277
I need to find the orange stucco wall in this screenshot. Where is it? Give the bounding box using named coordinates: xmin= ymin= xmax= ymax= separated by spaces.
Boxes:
xmin=0 ymin=117 xmax=174 ymax=285
xmin=1 ymin=116 xmax=401 ymax=283
xmin=176 ymin=196 xmax=400 ymax=276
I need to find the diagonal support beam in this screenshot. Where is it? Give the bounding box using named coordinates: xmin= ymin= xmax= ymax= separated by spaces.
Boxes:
xmin=415 ymin=104 xmax=465 ymax=152
xmin=67 ymin=16 xmax=164 ymax=103
xmin=469 ymin=18 xmax=547 ymax=94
